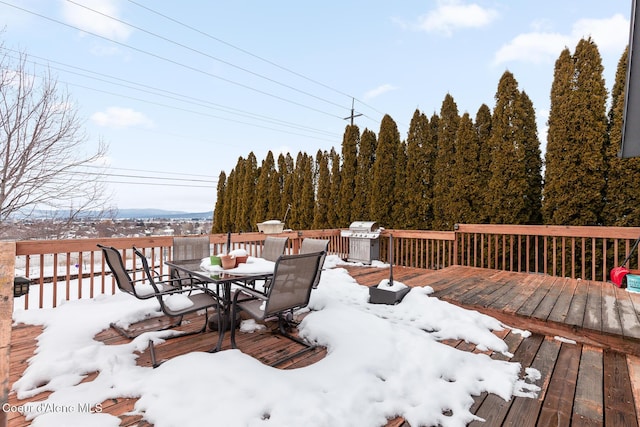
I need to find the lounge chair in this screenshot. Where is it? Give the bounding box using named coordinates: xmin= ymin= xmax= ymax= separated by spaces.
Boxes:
xmin=229 ymin=251 xmax=325 ymax=366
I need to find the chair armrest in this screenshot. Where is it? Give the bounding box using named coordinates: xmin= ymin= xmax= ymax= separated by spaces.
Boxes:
xmin=153 ymin=282 xmax=213 ymax=297
xmin=233 ymin=286 xmax=266 ymax=303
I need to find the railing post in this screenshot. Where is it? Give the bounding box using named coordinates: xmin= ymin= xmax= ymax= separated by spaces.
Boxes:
xmin=0 ymin=241 xmax=16 ymax=427
xmin=453 ymin=224 xmax=460 ymax=266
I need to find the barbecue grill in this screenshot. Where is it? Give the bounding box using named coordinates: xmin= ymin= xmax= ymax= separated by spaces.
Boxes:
xmin=341 ymin=221 xmax=382 ymax=264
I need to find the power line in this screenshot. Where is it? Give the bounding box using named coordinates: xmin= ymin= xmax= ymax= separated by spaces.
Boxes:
xmin=3 ymin=48 xmax=341 ymax=140
xmin=67 ymin=0 xmax=350 ymax=113
xmin=80 ymin=164 xmax=219 ymax=179
xmin=126 ymin=0 xmax=389 ymax=120
xmin=0 ymin=1 xmax=348 ymax=121
xmin=64 ymin=170 xmax=218 ymax=184
xmin=52 ymin=177 xmax=217 ymax=189
xmin=69 ymin=81 xmax=340 ymax=141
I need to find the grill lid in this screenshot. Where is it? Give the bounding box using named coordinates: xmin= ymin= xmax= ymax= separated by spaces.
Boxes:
xmin=341 ymin=221 xmax=381 ymax=238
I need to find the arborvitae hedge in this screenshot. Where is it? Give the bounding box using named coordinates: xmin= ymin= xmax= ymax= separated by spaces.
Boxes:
xmin=352 ymin=129 xmax=377 ymax=221
xmin=328 ymin=147 xmax=341 ymax=228
xmin=313 ymin=150 xmax=331 ymax=229
xmin=370 ymin=115 xmax=401 ymax=228
xmin=405 ymin=110 xmax=432 ymax=229
xmin=474 ymin=104 xmax=492 ymax=223
xmin=451 ymin=112 xmax=482 ymax=224
xmin=544 ymin=38 xmax=607 ymax=225
xmin=432 ymin=94 xmax=460 ymax=230
xmin=212 ymin=38 xmax=630 ymax=233
xmin=211 ymin=171 xmax=226 ymax=233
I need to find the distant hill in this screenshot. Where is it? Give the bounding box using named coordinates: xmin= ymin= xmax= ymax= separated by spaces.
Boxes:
xmin=115 ymin=209 xmax=213 ymax=219
xmin=10 ymin=209 xmax=213 ymax=220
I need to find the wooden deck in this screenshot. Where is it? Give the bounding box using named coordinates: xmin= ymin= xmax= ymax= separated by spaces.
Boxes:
xmin=346 ymin=265 xmax=640 ymax=426
xmin=7 ymin=265 xmax=640 ymax=426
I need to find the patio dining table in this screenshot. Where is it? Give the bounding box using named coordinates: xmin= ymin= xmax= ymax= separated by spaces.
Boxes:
xmin=165 ymin=259 xmax=274 ymax=352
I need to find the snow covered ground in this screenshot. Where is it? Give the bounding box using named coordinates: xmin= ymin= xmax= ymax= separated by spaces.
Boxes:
xmin=10 ymin=255 xmax=540 ymax=427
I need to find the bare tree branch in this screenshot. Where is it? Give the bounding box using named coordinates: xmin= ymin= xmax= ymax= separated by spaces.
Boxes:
xmin=0 ymin=43 xmax=111 ymax=229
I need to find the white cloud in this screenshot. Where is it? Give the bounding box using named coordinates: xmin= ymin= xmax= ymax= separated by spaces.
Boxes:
xmin=364 ymin=84 xmax=398 ymax=101
xmin=91 ymin=107 xmax=153 ymax=129
xmin=61 ymin=0 xmax=132 ymax=41
xmin=571 ymin=13 xmax=629 ymax=53
xmin=416 ymin=0 xmax=499 ymax=36
xmin=493 ymin=32 xmax=572 ymax=65
xmin=494 ymin=14 xmax=629 ymax=65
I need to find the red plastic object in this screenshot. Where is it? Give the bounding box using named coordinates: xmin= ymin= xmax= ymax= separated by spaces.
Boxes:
xmin=610 ymin=266 xmax=630 ymax=287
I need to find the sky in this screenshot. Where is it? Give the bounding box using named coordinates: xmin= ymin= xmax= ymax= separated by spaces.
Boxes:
xmin=11 ymin=255 xmax=544 ymax=426
xmin=0 ymin=0 xmax=633 ymax=212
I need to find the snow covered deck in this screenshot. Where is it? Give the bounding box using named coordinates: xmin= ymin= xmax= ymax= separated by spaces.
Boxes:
xmin=7 ymin=265 xmax=640 ymax=426
xmin=346 ymin=265 xmax=640 ymax=426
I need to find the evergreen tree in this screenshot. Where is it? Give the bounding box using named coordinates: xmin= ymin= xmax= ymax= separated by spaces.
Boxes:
xmin=543 ymin=38 xmax=608 ymax=225
xmin=313 ymin=150 xmax=331 ymax=229
xmin=353 ymin=129 xmax=377 ymax=220
xmin=391 ymin=140 xmax=408 ymax=228
xmin=432 ymin=94 xmax=460 ymax=230
xmin=290 ymin=152 xmax=315 ymax=229
xmin=228 ymin=157 xmax=245 ymax=231
xmin=426 ymin=113 xmax=439 ymax=229
xmin=370 ymin=114 xmax=401 ymax=227
xmin=212 ymin=171 xmax=226 ymax=233
xmin=328 ymin=147 xmax=341 ymax=227
xmin=405 ymin=110 xmax=432 ymax=229
xmin=338 ymin=125 xmax=359 ymax=225
xmin=604 ymin=46 xmax=640 ymax=226
xmin=239 ymin=152 xmax=258 ymax=231
xmin=487 ymin=71 xmax=542 ymax=224
xmin=519 ymin=91 xmax=543 ymax=224
xmin=267 ymin=154 xmax=281 ymax=219
xmin=278 ymin=153 xmax=294 ymax=223
xmin=474 ymin=104 xmax=492 ymax=223
xmin=451 ymin=112 xmax=482 ymax=223
xmin=300 ymin=153 xmax=315 ymax=229
xmin=254 ymin=151 xmax=276 ymax=225
xmin=290 ymin=152 xmax=305 ymax=230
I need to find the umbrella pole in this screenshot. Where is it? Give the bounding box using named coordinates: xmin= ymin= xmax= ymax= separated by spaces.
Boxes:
xmin=389 ymin=234 xmax=394 ymax=286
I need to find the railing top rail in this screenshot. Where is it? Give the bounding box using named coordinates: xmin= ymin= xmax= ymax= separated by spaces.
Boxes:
xmin=380 ymin=229 xmax=456 ymax=241
xmin=455 ymin=224 xmax=640 ymax=239
xmin=14 ymin=229 xmax=346 ymax=255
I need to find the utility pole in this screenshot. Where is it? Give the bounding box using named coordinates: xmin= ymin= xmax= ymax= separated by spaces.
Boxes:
xmin=343 ymin=98 xmax=362 ymax=125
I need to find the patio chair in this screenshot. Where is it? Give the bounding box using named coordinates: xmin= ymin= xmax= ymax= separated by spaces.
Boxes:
xmin=171 ymin=236 xmax=210 ymax=286
xmin=133 ymin=247 xmax=222 ymax=367
xmin=299 ymin=238 xmax=329 ymax=288
xmin=99 ymin=244 xmax=185 ymax=338
xmin=261 ymin=236 xmax=288 ymax=262
xmin=230 ymin=251 xmax=325 ymax=366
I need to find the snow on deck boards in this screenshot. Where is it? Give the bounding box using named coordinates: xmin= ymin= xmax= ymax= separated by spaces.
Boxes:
xmin=7 ymin=265 xmax=640 ymax=426
xmin=345 ymin=264 xmax=640 ymax=426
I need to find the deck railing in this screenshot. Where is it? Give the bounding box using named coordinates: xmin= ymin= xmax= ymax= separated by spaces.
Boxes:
xmin=12 ymin=230 xmax=348 ymax=310
xmin=5 ymin=224 xmax=640 ymax=311
xmin=380 ymin=229 xmax=456 ymax=270
xmin=454 ymin=224 xmax=640 ymax=282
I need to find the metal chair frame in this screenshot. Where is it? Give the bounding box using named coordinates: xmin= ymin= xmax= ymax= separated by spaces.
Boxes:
xmin=230 ymin=251 xmax=324 ymax=366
